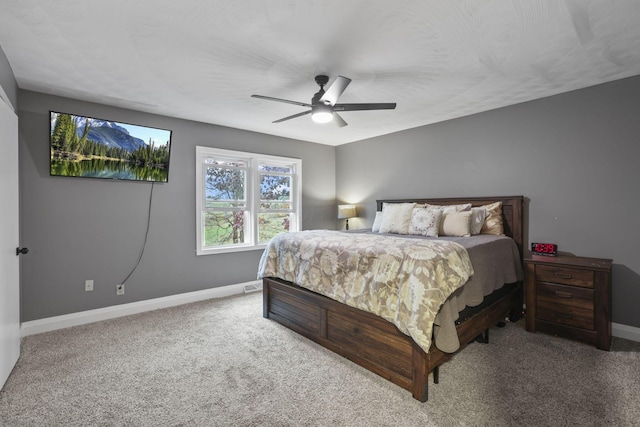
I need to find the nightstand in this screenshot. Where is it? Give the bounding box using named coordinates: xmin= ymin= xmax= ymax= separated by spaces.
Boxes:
xmin=525 ymin=255 xmax=612 ymax=350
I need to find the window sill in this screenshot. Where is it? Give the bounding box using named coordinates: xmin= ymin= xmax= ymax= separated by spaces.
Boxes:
xmin=197 ymin=243 xmax=268 ymax=256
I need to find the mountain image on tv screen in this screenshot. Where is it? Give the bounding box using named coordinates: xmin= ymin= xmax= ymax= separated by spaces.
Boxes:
xmin=50 ymin=111 xmax=172 ymax=183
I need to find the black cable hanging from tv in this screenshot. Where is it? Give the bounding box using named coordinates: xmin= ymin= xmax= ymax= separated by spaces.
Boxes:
xmin=121 ymin=181 xmax=154 ymax=285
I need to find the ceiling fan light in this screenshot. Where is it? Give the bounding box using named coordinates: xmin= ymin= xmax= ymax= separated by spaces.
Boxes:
xmin=311 ymin=103 xmax=333 ymax=124
xmin=312 ymin=111 xmax=333 ymax=123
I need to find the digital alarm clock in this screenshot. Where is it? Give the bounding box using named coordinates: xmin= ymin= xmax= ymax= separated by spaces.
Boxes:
xmin=531 ymin=242 xmax=558 ymax=257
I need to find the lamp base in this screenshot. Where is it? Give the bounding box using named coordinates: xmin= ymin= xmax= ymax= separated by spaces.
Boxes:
xmin=345 ymin=219 xmax=350 ymax=231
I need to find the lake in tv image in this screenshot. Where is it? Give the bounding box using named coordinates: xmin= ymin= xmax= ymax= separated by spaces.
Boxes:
xmin=50 ymin=111 xmax=172 ymax=183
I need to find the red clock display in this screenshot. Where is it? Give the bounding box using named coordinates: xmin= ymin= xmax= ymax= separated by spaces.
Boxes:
xmin=531 ymin=242 xmax=558 ymax=256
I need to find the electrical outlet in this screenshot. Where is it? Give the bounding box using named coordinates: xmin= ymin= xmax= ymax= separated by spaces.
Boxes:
xmin=85 ymin=280 xmax=94 ymax=292
xmin=116 ymin=284 xmax=125 ymax=296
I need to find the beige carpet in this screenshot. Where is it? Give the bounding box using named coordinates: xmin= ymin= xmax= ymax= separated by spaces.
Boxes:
xmin=1 ymin=292 xmax=639 ymax=426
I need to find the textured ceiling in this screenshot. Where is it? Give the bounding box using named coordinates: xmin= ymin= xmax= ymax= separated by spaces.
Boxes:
xmin=1 ymin=0 xmax=640 ymax=146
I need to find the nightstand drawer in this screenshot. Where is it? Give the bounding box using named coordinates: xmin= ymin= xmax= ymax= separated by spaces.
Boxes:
xmin=536 ymin=282 xmax=594 ymax=311
xmin=535 ymin=265 xmax=594 ymax=288
xmin=536 ymin=300 xmax=595 ymax=330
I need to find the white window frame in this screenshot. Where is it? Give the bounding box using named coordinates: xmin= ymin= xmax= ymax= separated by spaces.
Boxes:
xmin=196 ymin=146 xmax=301 ymax=255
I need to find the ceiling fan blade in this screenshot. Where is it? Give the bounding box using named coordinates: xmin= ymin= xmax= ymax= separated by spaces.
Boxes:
xmin=251 ymin=94 xmax=312 ymax=108
xmin=272 ymin=110 xmax=312 ymax=123
xmin=319 ymin=76 xmax=351 ymax=105
xmin=334 ymin=103 xmax=397 ymax=111
xmin=333 ymin=113 xmax=348 ymax=127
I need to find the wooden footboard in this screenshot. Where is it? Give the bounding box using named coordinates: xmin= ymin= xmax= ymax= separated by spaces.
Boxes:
xmin=263 ymin=276 xmax=523 ymax=402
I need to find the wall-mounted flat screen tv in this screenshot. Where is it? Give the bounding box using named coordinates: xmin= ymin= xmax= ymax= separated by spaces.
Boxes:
xmin=50 ymin=111 xmax=172 ymax=183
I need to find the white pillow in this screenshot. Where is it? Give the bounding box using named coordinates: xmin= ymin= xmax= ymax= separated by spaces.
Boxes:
xmin=408 ymin=207 xmax=442 ymax=237
xmin=440 ymin=211 xmax=472 ymax=237
xmin=378 ymin=203 xmax=416 ymax=234
xmin=470 ymin=207 xmax=487 ymax=235
xmin=371 ymin=211 xmax=382 ymax=232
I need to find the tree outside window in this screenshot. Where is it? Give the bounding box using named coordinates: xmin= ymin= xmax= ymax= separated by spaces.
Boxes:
xmin=258 ymin=164 xmax=293 ymax=243
xmin=204 ymin=159 xmax=247 ymax=247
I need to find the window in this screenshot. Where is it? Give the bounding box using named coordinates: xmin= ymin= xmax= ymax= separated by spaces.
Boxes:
xmin=196 ymin=146 xmax=301 ymax=255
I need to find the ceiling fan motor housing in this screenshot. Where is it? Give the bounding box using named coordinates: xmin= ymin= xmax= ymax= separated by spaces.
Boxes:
xmin=312 ymin=75 xmax=329 ymax=104
xmin=314 ymin=75 xmax=329 ymax=86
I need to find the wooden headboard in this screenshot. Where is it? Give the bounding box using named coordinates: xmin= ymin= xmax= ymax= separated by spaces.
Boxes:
xmin=376 ymin=196 xmax=524 ymax=261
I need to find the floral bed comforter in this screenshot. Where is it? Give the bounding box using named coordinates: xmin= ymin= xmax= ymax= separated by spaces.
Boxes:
xmin=257 ymin=230 xmax=474 ymax=353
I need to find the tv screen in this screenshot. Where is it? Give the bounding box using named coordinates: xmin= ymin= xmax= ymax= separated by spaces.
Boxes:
xmin=50 ymin=111 xmax=172 ymax=183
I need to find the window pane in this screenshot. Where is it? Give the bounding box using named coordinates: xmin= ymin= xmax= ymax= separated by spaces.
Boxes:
xmin=258 ymin=213 xmax=290 ymax=243
xmin=260 ymin=174 xmax=291 ymax=202
xmin=205 ymin=166 xmax=245 ymax=202
xmin=204 ymin=211 xmax=246 ymax=246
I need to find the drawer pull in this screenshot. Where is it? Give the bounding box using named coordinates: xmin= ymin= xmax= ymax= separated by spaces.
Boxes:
xmin=555 ymin=312 xmax=573 ymax=319
xmin=554 ymin=272 xmax=573 ymax=279
xmin=554 ymin=291 xmax=573 ymax=298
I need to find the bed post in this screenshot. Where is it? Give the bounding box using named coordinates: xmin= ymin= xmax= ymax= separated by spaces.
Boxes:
xmin=411 ymin=343 xmax=429 ymax=402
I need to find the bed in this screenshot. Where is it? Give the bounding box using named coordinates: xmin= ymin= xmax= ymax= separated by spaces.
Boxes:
xmin=259 ymin=195 xmax=524 ymax=402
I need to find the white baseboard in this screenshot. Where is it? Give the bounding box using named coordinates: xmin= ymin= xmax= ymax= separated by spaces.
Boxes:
xmin=613 ymin=322 xmax=640 ymax=343
xmin=21 ymin=280 xmax=261 ymax=337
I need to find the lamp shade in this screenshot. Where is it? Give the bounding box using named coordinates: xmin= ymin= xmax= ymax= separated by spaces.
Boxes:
xmin=337 ymin=204 xmax=357 ymax=219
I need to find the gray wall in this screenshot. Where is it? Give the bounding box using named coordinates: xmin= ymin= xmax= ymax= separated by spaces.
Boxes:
xmin=19 ymin=90 xmax=336 ymax=321
xmin=336 ymin=75 xmax=640 ymax=329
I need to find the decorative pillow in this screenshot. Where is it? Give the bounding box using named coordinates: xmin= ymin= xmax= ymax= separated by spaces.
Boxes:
xmin=371 ymin=211 xmax=382 ymax=232
xmin=408 ymin=207 xmax=442 ymax=237
xmin=425 ymin=203 xmax=472 ymax=214
xmin=470 ymin=207 xmax=487 ymax=235
xmin=378 ymin=203 xmax=416 ymax=234
xmin=439 ymin=211 xmax=472 ymax=237
xmin=480 ymin=201 xmax=504 ymax=235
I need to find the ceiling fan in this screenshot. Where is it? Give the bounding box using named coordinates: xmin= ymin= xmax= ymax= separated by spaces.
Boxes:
xmin=251 ymin=75 xmax=396 ymax=127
